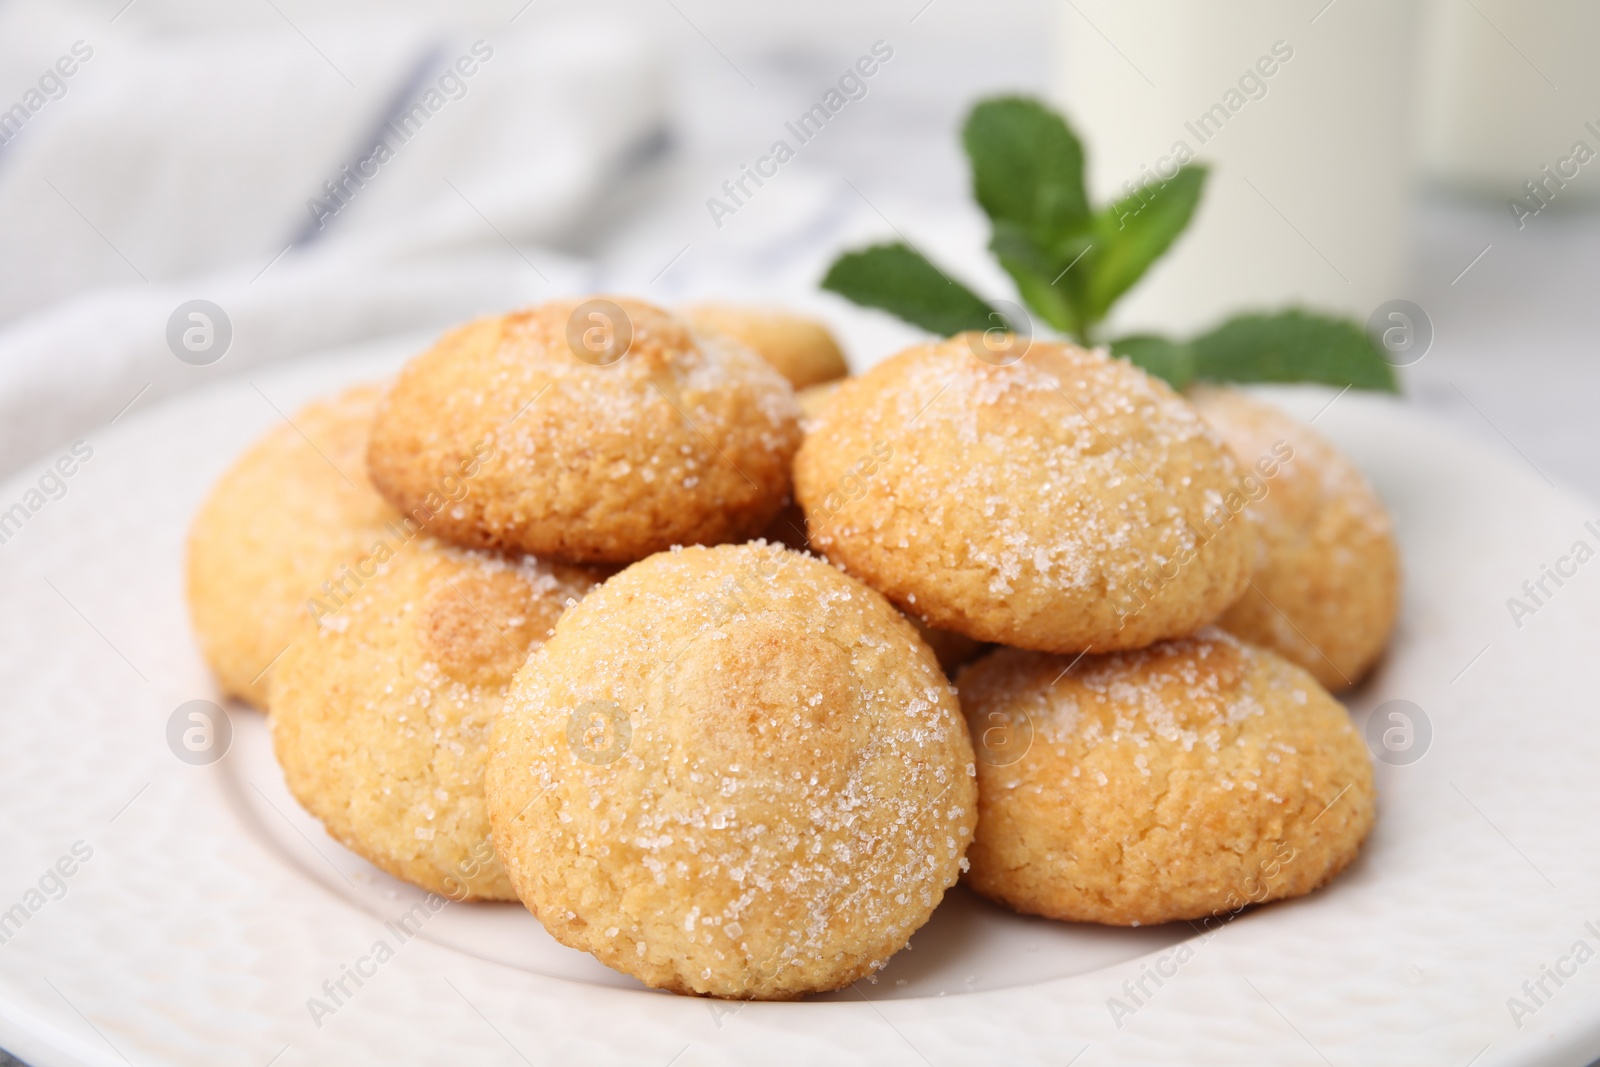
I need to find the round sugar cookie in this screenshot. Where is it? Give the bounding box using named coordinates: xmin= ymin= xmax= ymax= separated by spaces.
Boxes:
xmin=1189 ymin=385 xmax=1400 ymax=690
xmin=186 ymin=384 xmax=395 ymax=708
xmin=367 ymin=298 xmax=802 ymax=564
xmin=794 ymin=338 xmax=1254 ymax=654
xmin=958 ymin=630 xmax=1375 ymax=926
xmin=486 ymin=542 xmax=977 ymax=998
xmin=271 ymin=541 xmax=602 ymax=900
xmin=682 ymin=303 xmax=849 ymax=389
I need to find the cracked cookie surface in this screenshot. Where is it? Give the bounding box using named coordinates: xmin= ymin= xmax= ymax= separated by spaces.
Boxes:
xmin=794 ymin=338 xmax=1254 ymax=653
xmin=487 ymin=542 xmax=977 ymax=998
xmin=271 ymin=541 xmax=601 ymax=900
xmin=958 ymin=629 xmax=1374 ymax=925
xmin=1190 ymin=385 xmax=1400 ymax=691
xmin=368 ymin=298 xmax=801 ymax=564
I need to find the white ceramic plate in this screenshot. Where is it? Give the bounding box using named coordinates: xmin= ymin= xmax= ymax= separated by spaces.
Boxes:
xmin=1 ymin=335 xmax=1598 ymax=1067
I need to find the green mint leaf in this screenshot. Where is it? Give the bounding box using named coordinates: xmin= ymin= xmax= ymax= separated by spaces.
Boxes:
xmin=820 ymin=242 xmax=997 ymax=337
xmin=1086 ymin=164 xmax=1207 ymax=325
xmin=1187 ymin=309 xmax=1399 ymax=392
xmin=1110 ymin=334 xmax=1195 ymax=390
xmin=989 ymin=222 xmax=1085 ymax=337
xmin=963 ymin=97 xmax=1090 ymax=252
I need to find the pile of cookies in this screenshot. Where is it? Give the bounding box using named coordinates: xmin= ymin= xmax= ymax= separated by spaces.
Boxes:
xmin=186 ymin=296 xmax=1397 ymax=999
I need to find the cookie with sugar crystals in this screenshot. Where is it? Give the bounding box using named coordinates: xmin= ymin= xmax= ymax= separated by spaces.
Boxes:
xmin=959 ymin=630 xmax=1375 ymax=926
xmin=367 ymin=298 xmax=802 ymax=564
xmin=486 ymin=542 xmax=977 ymax=998
xmin=186 ymin=384 xmax=396 ymax=708
xmin=794 ymin=338 xmax=1254 ymax=653
xmin=271 ymin=541 xmax=602 ymax=901
xmin=681 ymin=303 xmax=849 ymax=389
xmin=1189 ymin=385 xmax=1400 ymax=690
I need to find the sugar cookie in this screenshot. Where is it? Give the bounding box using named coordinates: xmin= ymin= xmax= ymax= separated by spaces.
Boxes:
xmin=959 ymin=630 xmax=1375 ymax=926
xmin=271 ymin=542 xmax=601 ymax=900
xmin=682 ymin=303 xmax=849 ymax=389
xmin=367 ymin=299 xmax=801 ymax=564
xmin=1189 ymin=386 xmax=1400 ymax=690
xmin=795 ymin=338 xmax=1254 ymax=653
xmin=186 ymin=384 xmax=394 ymax=708
xmin=487 ymin=542 xmax=976 ymax=997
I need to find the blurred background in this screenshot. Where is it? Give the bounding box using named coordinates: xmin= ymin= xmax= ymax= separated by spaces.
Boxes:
xmin=0 ymin=0 xmax=1595 ymax=495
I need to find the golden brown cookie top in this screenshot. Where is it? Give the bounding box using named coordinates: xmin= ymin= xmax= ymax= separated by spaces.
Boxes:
xmin=1189 ymin=385 xmax=1400 ymax=689
xmin=367 ymin=298 xmax=802 ymax=564
xmin=487 ymin=541 xmax=976 ymax=998
xmin=1189 ymin=385 xmax=1393 ymax=541
xmin=681 ymin=302 xmax=849 ymax=389
xmin=794 ymin=337 xmax=1254 ymax=652
xmin=413 ymin=554 xmax=590 ymax=684
xmin=961 ymin=629 xmax=1289 ymax=750
xmin=270 ymin=540 xmax=602 ymax=901
xmin=957 ymin=629 xmax=1375 ymax=926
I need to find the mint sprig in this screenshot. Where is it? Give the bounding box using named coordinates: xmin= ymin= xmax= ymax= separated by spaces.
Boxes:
xmin=1112 ymin=311 xmax=1398 ymax=392
xmin=962 ymin=96 xmax=1090 ymax=264
xmin=819 ymin=243 xmax=995 ymax=337
xmin=820 ymin=95 xmax=1398 ymax=394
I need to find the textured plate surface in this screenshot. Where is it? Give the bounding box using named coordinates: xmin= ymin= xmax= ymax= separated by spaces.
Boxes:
xmin=1 ymin=336 xmax=1598 ymax=1066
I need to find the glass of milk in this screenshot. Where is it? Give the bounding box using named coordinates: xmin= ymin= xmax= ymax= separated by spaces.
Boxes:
xmin=1416 ymin=0 xmax=1600 ymax=215
xmin=1052 ymin=0 xmax=1422 ymax=336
